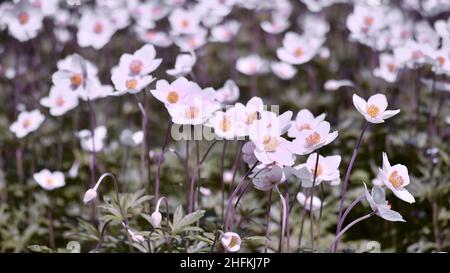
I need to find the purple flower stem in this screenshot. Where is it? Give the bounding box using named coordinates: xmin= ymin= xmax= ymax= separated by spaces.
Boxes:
xmin=220 ymin=140 xmax=228 ymax=220
xmin=188 ymin=141 xmax=218 ymax=213
xmin=309 ymin=152 xmax=321 ymax=251
xmin=330 ymin=212 xmax=375 ymax=251
xmin=334 ymin=121 xmax=369 ymax=251
xmin=155 ymin=120 xmax=173 ymax=205
xmin=264 ymin=189 xmax=273 ymax=253
xmin=224 ymin=162 xmax=258 ymax=232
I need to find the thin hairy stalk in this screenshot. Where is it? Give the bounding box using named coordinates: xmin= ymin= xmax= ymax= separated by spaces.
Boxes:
xmin=92 ymin=220 xmax=112 ymax=252
xmin=229 ymin=141 xmax=243 ymax=191
xmin=285 ymin=181 xmax=291 ymax=253
xmin=337 ymin=194 xmax=365 ymax=232
xmin=224 ymin=162 xmax=258 ymax=231
xmin=331 ymin=212 xmax=375 ymax=251
xmin=264 ymin=189 xmax=272 ymax=253
xmin=334 ymin=121 xmax=369 ymax=251
xmin=275 ymin=186 xmax=287 ymax=253
xmin=188 ymin=141 xmax=218 ymax=212
xmin=87 ymin=98 xmax=97 ymax=188
xmin=133 ymin=94 xmax=152 ymax=199
xmin=220 ymin=140 xmax=227 ymax=220
xmin=155 ymin=121 xmax=173 ymax=204
xmin=297 ymin=209 xmax=307 ymax=252
xmin=309 ymin=152 xmax=320 ymax=250
xmin=47 ymin=195 xmax=55 ymax=249
xmin=317 ymin=184 xmax=324 ymax=244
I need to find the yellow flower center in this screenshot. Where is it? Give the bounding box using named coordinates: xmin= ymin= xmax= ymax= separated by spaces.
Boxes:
xmin=388 ymin=170 xmax=404 ymax=189
xmin=437 ymin=56 xmax=445 ymax=66
xmin=46 ymin=178 xmax=54 ymax=186
xmin=366 ymin=104 xmax=380 ymax=118
xmin=296 ymin=123 xmax=312 ymax=131
xmin=129 ymin=60 xmax=143 ymax=75
xmin=219 ymin=116 xmax=232 ymax=132
xmin=387 ymin=63 xmax=397 ymax=72
xmin=126 ymin=79 xmax=138 ymax=90
xmin=56 ymin=96 xmax=65 ymax=107
xmin=305 ymin=132 xmax=321 ymax=147
xmin=18 ymin=12 xmax=30 ymax=25
xmin=294 ymin=47 xmax=304 ymax=58
xmin=263 ymin=135 xmax=279 ymax=152
xmin=22 ymin=118 xmax=31 ymax=129
xmin=70 ymin=73 xmax=83 ymax=88
xmin=228 ymin=235 xmax=239 ymax=248
xmin=310 ymin=164 xmax=324 ymax=176
xmin=166 ymin=91 xmax=179 ymax=104
xmin=181 ymin=19 xmax=189 ymax=29
xmin=364 ymin=16 xmax=374 ymax=26
xmin=185 ymin=106 xmax=200 ymax=119
xmin=94 ymin=22 xmax=103 ymax=34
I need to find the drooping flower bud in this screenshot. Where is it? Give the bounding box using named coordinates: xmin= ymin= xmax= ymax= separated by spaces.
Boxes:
xmin=83 ymin=188 xmax=97 ymax=204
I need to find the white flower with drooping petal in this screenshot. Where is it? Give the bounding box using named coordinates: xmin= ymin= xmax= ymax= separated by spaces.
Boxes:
xmin=296 ymin=192 xmax=322 ymax=211
xmin=236 ymin=54 xmax=270 ymax=76
xmin=77 ymin=9 xmax=116 ymax=50
xmin=271 ymin=61 xmax=297 ymax=80
xmin=215 ymin=80 xmax=240 ymax=104
xmin=169 ymin=8 xmax=200 ymax=35
xmin=166 ymin=51 xmax=196 ymax=77
xmin=33 ymin=169 xmax=65 ymax=191
xmin=364 ymin=183 xmax=405 ymax=222
xmin=277 ymin=32 xmax=324 ymax=65
xmin=252 ymin=165 xmax=284 ymax=191
xmin=373 ymin=53 xmax=402 ymax=83
xmin=9 ymin=109 xmax=45 ymax=138
xmin=290 ymin=121 xmax=338 ymax=155
xmin=242 ymin=141 xmax=258 ymax=166
xmin=210 ymin=20 xmax=240 ymax=43
xmin=77 ymin=126 xmax=108 ymax=153
xmin=40 ymin=85 xmax=79 ymax=116
xmin=221 ymin=232 xmax=241 ymax=253
xmin=377 ymin=152 xmax=415 ymax=204
xmin=288 ymin=109 xmax=325 ymax=138
xmin=353 ymin=93 xmax=400 ymax=123
xmin=249 ymin=117 xmax=295 ymax=167
xmin=294 ymin=153 xmax=341 ymax=188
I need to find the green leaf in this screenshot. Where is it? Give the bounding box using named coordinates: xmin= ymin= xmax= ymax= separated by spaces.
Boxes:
xmin=173 ymin=205 xmax=183 ymax=227
xmin=172 ymin=210 xmax=205 ymax=234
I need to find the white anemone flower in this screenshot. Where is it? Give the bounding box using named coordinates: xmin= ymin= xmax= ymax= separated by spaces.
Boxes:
xmin=353 ymin=93 xmax=400 ymax=124
xmin=33 ymin=169 xmax=65 ymax=191
xmin=377 ymin=152 xmax=415 ymax=204
xmin=9 ymin=109 xmax=45 ymax=138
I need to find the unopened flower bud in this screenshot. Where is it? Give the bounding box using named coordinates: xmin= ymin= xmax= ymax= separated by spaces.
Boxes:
xmin=83 ymin=188 xmax=97 ymax=204
xmin=151 ymin=211 xmax=162 ymax=227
